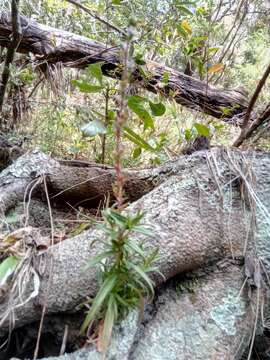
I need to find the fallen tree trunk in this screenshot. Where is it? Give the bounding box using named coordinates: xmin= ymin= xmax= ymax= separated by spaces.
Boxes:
xmin=0 ymin=148 xmax=270 ymax=358
xmin=0 ymin=12 xmax=248 ymax=121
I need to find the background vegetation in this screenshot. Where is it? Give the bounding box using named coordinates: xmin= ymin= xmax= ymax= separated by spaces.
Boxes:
xmin=0 ymin=0 xmax=269 ymax=167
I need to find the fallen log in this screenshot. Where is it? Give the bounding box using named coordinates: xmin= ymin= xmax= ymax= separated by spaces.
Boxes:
xmin=0 ymin=149 xmax=174 ymax=216
xmin=0 ymin=12 xmax=248 ymax=121
xmin=0 ymin=148 xmax=269 ymax=358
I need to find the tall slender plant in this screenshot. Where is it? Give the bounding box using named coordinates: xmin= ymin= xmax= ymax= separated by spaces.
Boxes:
xmin=81 ymin=19 xmax=161 ymax=355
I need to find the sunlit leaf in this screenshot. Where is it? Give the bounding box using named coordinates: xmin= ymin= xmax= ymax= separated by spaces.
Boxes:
xmin=208 ymin=63 xmax=224 ymax=74
xmin=194 ymin=123 xmax=210 ymax=137
xmin=81 ymin=120 xmax=107 ymax=137
xmin=87 ymin=62 xmax=104 ymax=85
xmin=181 ymin=20 xmax=192 ymax=34
xmin=0 ymin=256 xmax=19 ymax=286
xmin=184 ymin=129 xmax=192 ymax=140
xmin=176 ymin=23 xmax=188 ymax=38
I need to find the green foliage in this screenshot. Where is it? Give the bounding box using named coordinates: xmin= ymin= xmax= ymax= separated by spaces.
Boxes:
xmin=123 ymin=126 xmax=156 ymax=152
xmin=72 ymin=80 xmax=104 ymax=93
xmin=0 ymin=256 xmax=19 ymax=286
xmin=149 ymin=101 xmax=166 ymax=117
xmin=81 ymin=208 xmax=161 ymax=353
xmin=193 ymin=123 xmax=210 ymax=137
xmin=87 ymin=62 xmax=104 ymax=86
xmin=127 ymin=95 xmax=154 ymax=130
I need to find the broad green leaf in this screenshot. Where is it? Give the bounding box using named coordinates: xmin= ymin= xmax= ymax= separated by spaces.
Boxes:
xmin=133 ymin=147 xmax=142 ymax=159
xmin=181 ymin=20 xmax=192 ymax=34
xmin=80 ymin=274 xmax=117 ymax=333
xmin=208 ymin=63 xmax=223 ymax=74
xmin=0 ymin=256 xmax=19 ymax=286
xmin=72 ymin=80 xmax=104 ymax=93
xmin=127 ymin=96 xmax=154 ymax=129
xmin=81 ymin=120 xmax=107 ymax=137
xmin=194 ymin=123 xmax=210 ymax=137
xmin=149 ymin=101 xmax=166 ymax=117
xmin=112 ymin=0 xmax=122 ymax=4
xmin=123 ymin=127 xmax=156 ymax=152
xmin=87 ymin=62 xmax=104 ymax=85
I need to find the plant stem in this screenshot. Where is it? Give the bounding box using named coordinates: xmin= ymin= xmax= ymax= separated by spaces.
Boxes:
xmin=101 ymin=87 xmax=110 ymax=164
xmin=114 ymin=36 xmax=132 ymax=210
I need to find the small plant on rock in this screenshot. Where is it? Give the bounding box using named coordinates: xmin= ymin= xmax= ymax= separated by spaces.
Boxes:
xmin=81 ymin=207 xmax=160 ymax=353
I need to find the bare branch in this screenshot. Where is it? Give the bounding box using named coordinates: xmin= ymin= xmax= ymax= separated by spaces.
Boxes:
xmin=0 ymin=0 xmax=21 ymax=114
xmin=65 ymin=0 xmax=127 ymax=37
xmin=233 ymin=62 xmax=270 ymax=147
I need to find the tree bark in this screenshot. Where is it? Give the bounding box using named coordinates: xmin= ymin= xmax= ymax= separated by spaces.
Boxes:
xmin=1 ymin=148 xmax=269 ymax=349
xmin=0 ymin=12 xmax=249 ymax=121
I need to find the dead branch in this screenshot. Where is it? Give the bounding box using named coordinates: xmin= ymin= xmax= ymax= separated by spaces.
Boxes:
xmin=233 ymin=62 xmax=270 ymax=147
xmin=0 ymin=12 xmax=249 ymax=122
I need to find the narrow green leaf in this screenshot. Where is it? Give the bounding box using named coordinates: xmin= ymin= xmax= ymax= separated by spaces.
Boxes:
xmin=176 ymin=23 xmax=188 ymax=38
xmin=72 ymin=80 xmax=104 ymax=93
xmin=124 ymin=127 xmax=156 ymax=152
xmin=126 ymin=240 xmax=145 ymax=258
xmin=84 ymin=251 xmax=114 ymax=270
xmin=101 ymin=294 xmax=117 ymax=353
xmin=132 ymin=226 xmax=153 ymax=236
xmin=80 ymin=274 xmax=117 ymax=334
xmin=128 ymin=262 xmax=154 ymax=295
